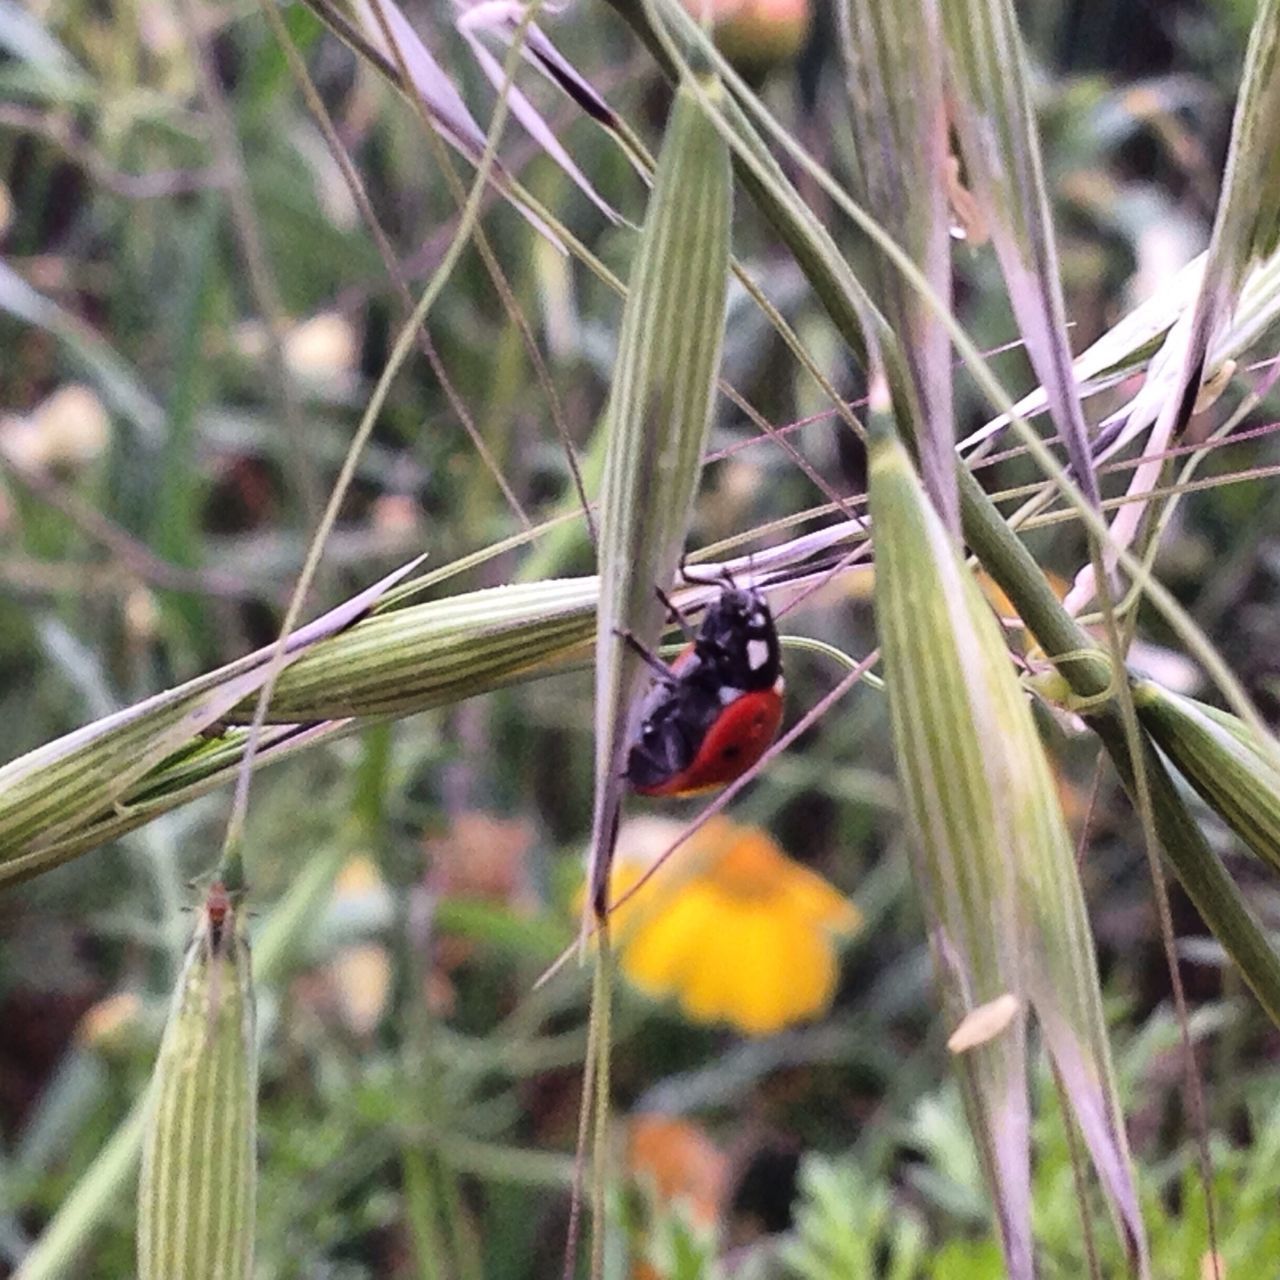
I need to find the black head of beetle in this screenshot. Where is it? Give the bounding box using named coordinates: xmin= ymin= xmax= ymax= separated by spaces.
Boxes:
xmin=687 ymin=585 xmax=781 ymax=694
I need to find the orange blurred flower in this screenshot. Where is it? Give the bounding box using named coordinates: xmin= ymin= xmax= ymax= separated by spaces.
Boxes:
xmin=604 ymin=817 xmax=860 ymax=1036
xmin=626 ymin=1114 xmax=727 ymax=1280
xmin=425 ymin=812 xmax=534 ymax=904
xmin=629 ymin=1114 xmax=727 ymax=1227
xmin=679 ymin=0 xmax=811 ymax=70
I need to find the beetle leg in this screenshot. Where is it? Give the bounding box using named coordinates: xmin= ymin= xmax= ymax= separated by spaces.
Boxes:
xmin=614 ymin=627 xmax=678 ymax=683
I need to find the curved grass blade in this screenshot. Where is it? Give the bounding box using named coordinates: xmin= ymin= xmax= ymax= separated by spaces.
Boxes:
xmin=839 ymin=0 xmax=956 ymax=529
xmin=1088 ymin=711 xmax=1280 ymax=1030
xmin=1136 ymin=681 xmax=1280 ymax=875
xmin=0 ymin=573 xmax=589 ymax=882
xmin=942 ymin=0 xmax=1100 ymax=509
xmin=0 ymin=559 xmax=421 ymax=871
xmin=586 ymin=71 xmax=732 ymax=919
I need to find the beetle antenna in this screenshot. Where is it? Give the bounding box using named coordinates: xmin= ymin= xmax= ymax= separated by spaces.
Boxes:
xmin=655 ymin=585 xmax=697 ymax=642
xmin=678 ymin=559 xmax=739 ymax=593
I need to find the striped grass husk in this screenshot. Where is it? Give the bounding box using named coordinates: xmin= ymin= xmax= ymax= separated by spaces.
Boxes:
xmin=1136 ymin=679 xmax=1280 ymax=876
xmin=588 ymin=71 xmax=732 ymax=913
xmin=137 ymin=883 xmax=257 ymax=1280
xmin=869 ymin=417 xmax=1146 ymax=1275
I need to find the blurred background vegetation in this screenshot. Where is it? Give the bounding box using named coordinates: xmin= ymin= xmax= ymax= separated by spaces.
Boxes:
xmin=3 ymin=0 xmax=1280 ymax=1275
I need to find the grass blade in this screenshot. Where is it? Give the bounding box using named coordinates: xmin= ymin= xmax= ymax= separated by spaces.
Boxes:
xmin=839 ymin=0 xmax=956 ymax=529
xmin=0 ymin=559 xmax=422 ymax=877
xmin=1135 ymin=681 xmax=1280 ymax=875
xmin=137 ymin=883 xmax=257 ymax=1280
xmin=943 ymin=0 xmax=1100 ymax=508
xmin=586 ymin=70 xmax=732 ymax=918
xmin=14 ymin=834 xmax=354 ymax=1279
xmin=870 ymin=408 xmax=1146 ymax=1274
xmin=869 ymin=409 xmax=1031 ymax=1276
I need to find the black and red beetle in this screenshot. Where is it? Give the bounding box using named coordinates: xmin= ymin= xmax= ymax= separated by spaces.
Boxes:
xmin=624 ymin=579 xmax=785 ymax=797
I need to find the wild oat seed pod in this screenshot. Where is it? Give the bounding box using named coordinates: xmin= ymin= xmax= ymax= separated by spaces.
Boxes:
xmin=868 ymin=417 xmax=1145 ymax=1273
xmin=137 ymin=881 xmax=257 ymax=1280
xmin=1136 ymin=679 xmax=1280 ymax=876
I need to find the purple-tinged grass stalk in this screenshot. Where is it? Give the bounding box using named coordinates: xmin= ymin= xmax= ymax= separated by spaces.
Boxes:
xmin=941 ymin=0 xmax=1101 ymax=513
xmin=1066 ymin=0 xmax=1280 ymax=612
xmin=299 ymin=0 xmax=618 ymax=238
xmin=838 ymin=0 xmax=956 ymax=532
xmin=868 ymin=405 xmax=1147 ymax=1277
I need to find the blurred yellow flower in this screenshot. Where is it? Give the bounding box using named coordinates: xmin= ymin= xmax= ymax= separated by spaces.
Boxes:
xmin=604 ymin=818 xmax=860 ymax=1036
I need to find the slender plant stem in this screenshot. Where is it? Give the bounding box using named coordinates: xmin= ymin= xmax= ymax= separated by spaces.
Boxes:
xmin=401 ymin=1146 xmax=447 ymax=1280
xmin=255 ymin=0 xmax=531 ymax=529
xmin=589 ymin=929 xmax=613 ymax=1280
xmin=173 ymin=0 xmax=324 ymax=530
xmin=217 ymin=0 xmax=531 ymax=875
xmin=363 ymin=0 xmax=594 ymax=544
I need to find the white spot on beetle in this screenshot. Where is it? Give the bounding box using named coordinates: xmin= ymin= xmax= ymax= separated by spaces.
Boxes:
xmin=719 ymin=684 xmax=743 ymax=705
xmin=747 ymin=639 xmax=769 ymax=670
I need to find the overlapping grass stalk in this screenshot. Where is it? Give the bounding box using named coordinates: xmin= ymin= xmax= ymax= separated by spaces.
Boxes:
xmin=581 ymin=63 xmax=731 ymax=1276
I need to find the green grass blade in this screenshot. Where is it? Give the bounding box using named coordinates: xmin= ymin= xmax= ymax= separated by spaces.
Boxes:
xmin=1136 ymin=682 xmax=1280 ymax=876
xmin=587 ymin=71 xmax=732 ymax=916
xmin=942 ymin=0 xmax=1100 ymax=509
xmin=15 ymin=834 xmax=354 ymax=1279
xmin=137 ymin=885 xmax=257 ymax=1280
xmin=839 ymin=0 xmax=956 ymax=529
xmin=869 ymin=416 xmax=1032 ymax=1277
xmin=1089 ymin=711 xmax=1280 ymax=1029
xmin=0 ymin=559 xmax=421 ymax=875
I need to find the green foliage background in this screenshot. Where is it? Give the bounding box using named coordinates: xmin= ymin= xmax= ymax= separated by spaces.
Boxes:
xmin=3 ymin=0 xmax=1280 ymax=1276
